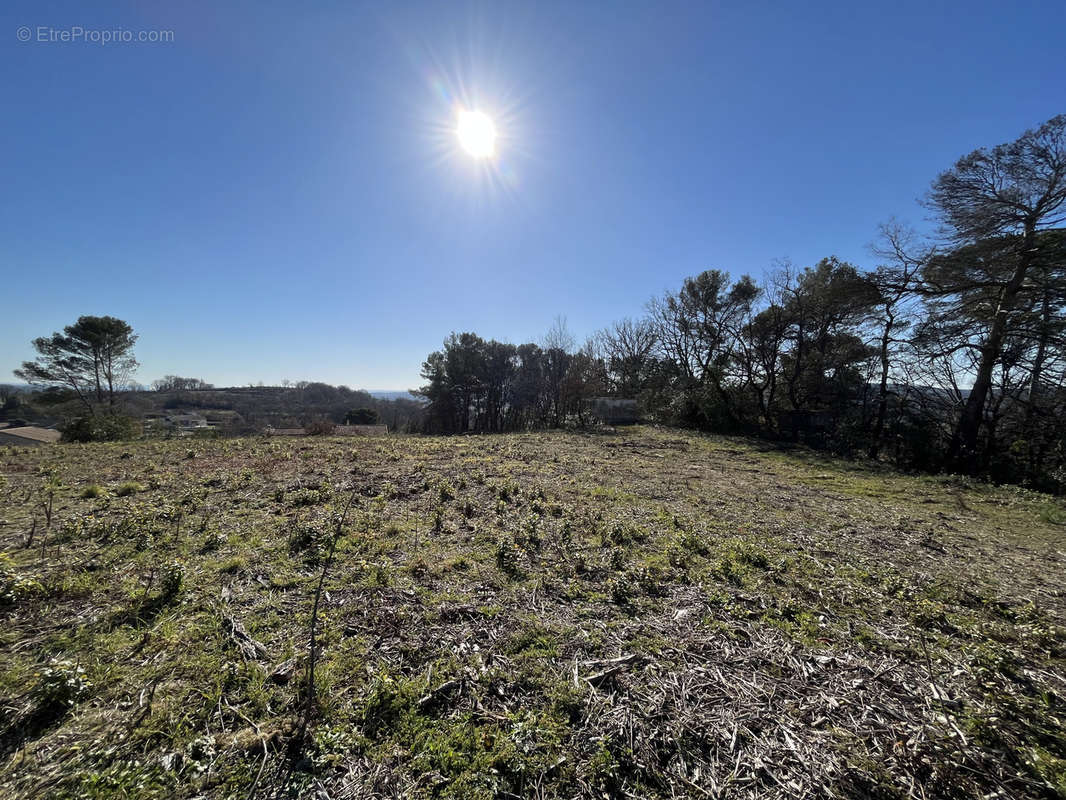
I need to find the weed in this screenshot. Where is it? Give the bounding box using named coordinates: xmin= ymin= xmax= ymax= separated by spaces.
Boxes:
xmin=200 ymin=530 xmax=223 ymax=553
xmin=218 ymin=556 xmax=248 ymax=574
xmin=1038 ymin=504 xmax=1066 ymax=526
xmin=0 ymin=553 xmax=44 ymax=606
xmin=496 ymin=536 xmax=523 ymax=577
xmin=133 ymin=528 xmax=154 ymax=551
xmin=34 ymin=657 xmax=91 ymax=711
xmin=288 ymin=522 xmax=325 ymax=560
xmin=2 ymin=425 xmax=1064 ymax=800
xmin=288 ymin=487 xmax=327 ymax=507
xmin=159 ymin=561 xmax=184 ymax=600
xmin=602 ymin=521 xmax=648 ymax=547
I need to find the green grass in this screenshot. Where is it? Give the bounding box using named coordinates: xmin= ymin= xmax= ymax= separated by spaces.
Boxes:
xmin=113 ymin=480 xmax=146 ymax=497
xmin=0 ymin=426 xmax=1063 ymax=799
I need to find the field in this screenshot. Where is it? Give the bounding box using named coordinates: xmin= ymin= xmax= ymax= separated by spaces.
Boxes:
xmin=1 ymin=426 xmax=1065 ymax=799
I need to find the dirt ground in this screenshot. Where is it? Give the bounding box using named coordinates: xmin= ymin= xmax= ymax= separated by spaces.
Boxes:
xmin=1 ymin=426 xmax=1064 ymax=798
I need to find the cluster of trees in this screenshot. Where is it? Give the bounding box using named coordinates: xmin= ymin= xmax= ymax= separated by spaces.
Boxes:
xmin=419 ymin=321 xmax=606 ymax=433
xmin=420 ymin=115 xmax=1066 ymax=490
xmin=151 ymin=375 xmax=214 ymax=391
xmin=345 ymin=408 xmax=380 ymax=425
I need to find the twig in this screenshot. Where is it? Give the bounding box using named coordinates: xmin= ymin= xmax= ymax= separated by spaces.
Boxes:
xmin=295 ymin=486 xmax=361 ymax=746
xmin=246 ymin=737 xmax=269 ymax=800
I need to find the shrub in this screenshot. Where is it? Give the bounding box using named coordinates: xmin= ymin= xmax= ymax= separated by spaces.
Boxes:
xmin=61 ymin=414 xmax=139 ymax=443
xmin=305 ymin=418 xmax=336 ymax=436
xmin=80 ymin=484 xmax=106 ymax=499
xmin=115 ymin=481 xmax=146 ymax=497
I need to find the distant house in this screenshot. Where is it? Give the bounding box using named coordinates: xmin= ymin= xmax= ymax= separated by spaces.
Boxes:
xmin=0 ymin=426 xmax=61 ymax=447
xmin=144 ymin=413 xmax=210 ymax=436
xmin=588 ymin=397 xmax=640 ymax=425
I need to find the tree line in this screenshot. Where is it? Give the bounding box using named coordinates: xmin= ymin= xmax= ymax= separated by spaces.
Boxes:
xmin=419 ymin=115 xmax=1066 ymax=490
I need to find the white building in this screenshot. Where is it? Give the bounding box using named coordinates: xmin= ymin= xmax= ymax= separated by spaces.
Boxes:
xmin=144 ymin=413 xmax=210 ymax=435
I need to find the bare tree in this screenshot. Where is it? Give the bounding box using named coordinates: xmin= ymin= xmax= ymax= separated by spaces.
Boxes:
xmin=543 ymin=315 xmax=576 ymax=353
xmin=866 ymin=221 xmax=929 ymax=457
xmin=596 ymin=317 xmax=657 ymax=396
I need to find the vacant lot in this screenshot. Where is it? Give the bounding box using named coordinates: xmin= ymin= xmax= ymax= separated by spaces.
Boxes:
xmin=1 ymin=427 xmax=1064 ymax=799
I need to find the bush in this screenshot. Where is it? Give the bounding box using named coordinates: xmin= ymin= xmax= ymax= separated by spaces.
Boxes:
xmin=305 ymin=418 xmax=336 ymax=436
xmin=62 ymin=414 xmax=139 ymax=443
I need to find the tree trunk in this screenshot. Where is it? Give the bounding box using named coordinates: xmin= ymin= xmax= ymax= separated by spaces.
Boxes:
xmin=868 ymin=312 xmax=894 ymax=459
xmin=1024 ymin=275 xmax=1052 ymax=478
xmin=949 ymin=225 xmax=1036 ymax=471
xmin=787 ymin=322 xmax=805 ymax=411
xmin=93 ymin=354 xmax=104 ymax=406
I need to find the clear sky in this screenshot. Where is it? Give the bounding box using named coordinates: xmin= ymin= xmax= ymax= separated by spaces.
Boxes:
xmin=2 ymin=1 xmax=1064 ymax=390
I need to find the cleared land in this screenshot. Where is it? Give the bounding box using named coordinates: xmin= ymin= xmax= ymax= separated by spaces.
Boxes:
xmin=1 ymin=426 xmax=1065 ymax=799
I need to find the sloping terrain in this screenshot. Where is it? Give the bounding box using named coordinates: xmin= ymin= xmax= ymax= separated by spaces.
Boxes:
xmin=1 ymin=427 xmax=1064 ymax=799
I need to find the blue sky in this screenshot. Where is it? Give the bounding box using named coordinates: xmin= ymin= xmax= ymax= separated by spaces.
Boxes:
xmin=2 ymin=1 xmax=1063 ymax=390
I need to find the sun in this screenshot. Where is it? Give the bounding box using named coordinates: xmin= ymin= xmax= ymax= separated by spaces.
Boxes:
xmin=456 ymin=110 xmax=497 ymax=158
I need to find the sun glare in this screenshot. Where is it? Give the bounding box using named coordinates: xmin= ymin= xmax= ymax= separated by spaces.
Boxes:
xmin=456 ymin=110 xmax=497 ymax=158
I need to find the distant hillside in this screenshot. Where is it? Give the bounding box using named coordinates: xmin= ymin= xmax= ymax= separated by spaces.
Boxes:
xmin=4 ymin=383 xmax=426 ymax=433
xmin=367 ymin=390 xmax=423 ymax=401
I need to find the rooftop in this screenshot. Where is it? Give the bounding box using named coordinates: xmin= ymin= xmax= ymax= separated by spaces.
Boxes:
xmin=0 ymin=426 xmax=61 ymax=444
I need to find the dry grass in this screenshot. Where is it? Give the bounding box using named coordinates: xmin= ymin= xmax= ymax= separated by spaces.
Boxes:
xmin=0 ymin=426 xmax=1064 ymax=799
